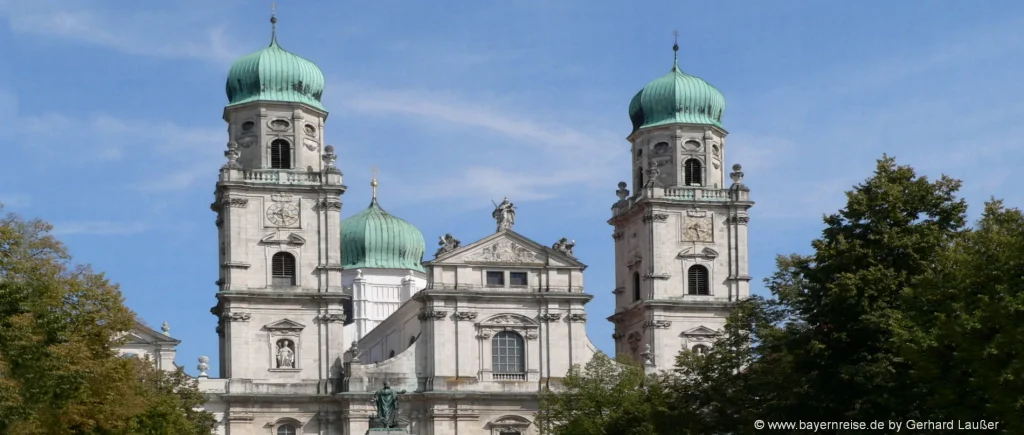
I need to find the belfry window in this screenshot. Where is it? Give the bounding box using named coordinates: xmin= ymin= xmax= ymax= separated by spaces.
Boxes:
xmin=635 ymin=166 xmax=643 ymax=190
xmin=688 ymin=265 xmax=709 ymax=295
xmin=684 ymin=159 xmax=703 ymax=186
xmin=492 ymin=331 xmax=525 ymax=380
xmin=272 ymin=252 xmax=296 ymax=286
xmin=632 ymin=272 xmax=641 ymax=301
xmin=270 ymin=139 xmax=292 ymax=169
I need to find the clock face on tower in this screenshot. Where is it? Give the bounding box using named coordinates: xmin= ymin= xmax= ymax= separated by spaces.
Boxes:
xmin=684 ymin=216 xmax=714 ymax=242
xmin=266 ymin=202 xmax=300 ymax=227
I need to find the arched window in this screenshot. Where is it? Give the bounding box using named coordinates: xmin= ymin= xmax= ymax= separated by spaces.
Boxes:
xmin=692 ymin=344 xmax=709 ymax=356
xmin=688 ymin=265 xmax=709 ymax=295
xmin=272 ymin=252 xmax=296 ymax=286
xmin=389 ymin=350 xmax=395 ymax=359
xmin=684 ymin=159 xmax=703 ymax=186
xmin=270 ymin=139 xmax=292 ymax=169
xmin=409 ymin=335 xmax=417 ymax=346
xmin=632 ymin=272 xmax=641 ymax=301
xmin=277 ymin=425 xmax=297 ymax=435
xmin=492 ymin=331 xmax=525 ymax=379
xmin=635 ymin=166 xmax=643 ymax=190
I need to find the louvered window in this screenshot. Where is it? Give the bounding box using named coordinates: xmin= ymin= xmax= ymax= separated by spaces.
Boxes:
xmin=270 ymin=139 xmax=292 ymax=169
xmin=688 ymin=265 xmax=709 ymax=295
xmin=272 ymin=252 xmax=296 ymax=286
xmin=684 ymin=159 xmax=703 ymax=186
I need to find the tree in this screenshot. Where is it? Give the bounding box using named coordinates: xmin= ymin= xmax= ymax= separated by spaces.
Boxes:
xmin=0 ymin=206 xmax=215 ymax=435
xmin=665 ymin=156 xmax=971 ymax=433
xmin=537 ymin=353 xmax=669 ymax=435
xmin=898 ymin=200 xmax=1024 ymax=428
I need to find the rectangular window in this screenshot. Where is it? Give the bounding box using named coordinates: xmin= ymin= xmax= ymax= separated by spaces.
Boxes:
xmin=486 ymin=271 xmax=504 ymax=286
xmin=509 ymin=272 xmax=528 ymax=286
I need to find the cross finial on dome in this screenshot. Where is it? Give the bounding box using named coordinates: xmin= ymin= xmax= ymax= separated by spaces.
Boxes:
xmin=672 ymin=30 xmax=680 ymax=70
xmin=270 ymin=2 xmax=278 ymax=44
xmin=371 ymin=166 xmax=379 ymax=200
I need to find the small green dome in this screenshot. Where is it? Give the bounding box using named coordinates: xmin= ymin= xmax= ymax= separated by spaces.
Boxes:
xmin=628 ymin=52 xmax=725 ymax=132
xmin=341 ymin=199 xmax=426 ymax=272
xmin=225 ymin=35 xmax=326 ymax=112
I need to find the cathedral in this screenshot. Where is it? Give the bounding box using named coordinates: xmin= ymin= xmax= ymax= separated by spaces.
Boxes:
xmin=118 ymin=14 xmax=753 ymax=435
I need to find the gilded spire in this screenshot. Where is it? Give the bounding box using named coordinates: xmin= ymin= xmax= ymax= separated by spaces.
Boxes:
xmin=371 ymin=166 xmax=379 ymax=201
xmin=672 ymin=30 xmax=680 ymax=71
xmin=270 ymin=2 xmax=278 ymax=45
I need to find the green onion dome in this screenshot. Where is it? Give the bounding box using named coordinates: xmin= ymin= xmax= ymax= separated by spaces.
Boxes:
xmin=628 ymin=45 xmax=725 ymax=132
xmin=225 ymin=32 xmax=326 ymax=112
xmin=341 ymin=198 xmax=426 ymax=272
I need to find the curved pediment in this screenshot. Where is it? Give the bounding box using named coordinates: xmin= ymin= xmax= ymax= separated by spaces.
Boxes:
xmin=678 ymin=246 xmax=718 ymax=259
xmin=260 ymin=233 xmax=306 ymax=246
xmin=487 ymin=414 xmax=531 ymax=430
xmin=478 ymin=313 xmax=539 ymax=328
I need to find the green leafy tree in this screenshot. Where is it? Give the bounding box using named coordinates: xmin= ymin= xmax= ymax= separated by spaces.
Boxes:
xmin=898 ymin=200 xmax=1024 ymax=428
xmin=0 ymin=207 xmax=215 ymax=435
xmin=666 ymin=156 xmax=970 ymax=433
xmin=537 ymin=353 xmax=669 ymax=435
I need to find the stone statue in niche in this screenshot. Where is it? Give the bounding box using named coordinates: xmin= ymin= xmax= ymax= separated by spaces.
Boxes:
xmin=435 ymin=233 xmax=461 ymax=257
xmin=491 ymin=197 xmax=516 ymax=231
xmin=276 ymin=339 xmax=295 ymax=368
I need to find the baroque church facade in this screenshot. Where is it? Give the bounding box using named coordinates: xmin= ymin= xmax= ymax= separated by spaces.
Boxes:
xmin=122 ymin=16 xmax=753 ymax=435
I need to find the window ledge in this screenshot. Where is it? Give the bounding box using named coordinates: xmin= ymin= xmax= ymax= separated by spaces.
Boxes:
xmin=268 ymin=368 xmax=301 ymax=373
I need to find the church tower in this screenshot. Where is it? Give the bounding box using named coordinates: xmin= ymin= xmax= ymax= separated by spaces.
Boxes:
xmin=608 ymin=40 xmax=753 ymax=369
xmin=208 ymin=11 xmax=348 ymax=410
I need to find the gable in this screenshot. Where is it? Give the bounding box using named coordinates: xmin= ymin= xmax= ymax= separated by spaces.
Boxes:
xmin=265 ymin=318 xmax=306 ymax=331
xmin=682 ymin=326 xmax=719 ymax=336
xmin=125 ymin=321 xmax=180 ymax=345
xmin=429 ymin=230 xmax=584 ymax=268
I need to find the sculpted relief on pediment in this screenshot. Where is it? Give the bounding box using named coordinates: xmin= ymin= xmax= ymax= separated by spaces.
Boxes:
xmin=464 ymin=239 xmax=540 ymax=264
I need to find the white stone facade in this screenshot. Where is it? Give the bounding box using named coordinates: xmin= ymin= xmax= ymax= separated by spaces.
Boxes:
xmin=608 ymin=124 xmax=753 ymax=370
xmin=113 ymin=47 xmax=752 ymax=435
xmin=116 ymin=320 xmax=180 ymax=371
xmin=342 ymin=267 xmax=428 ymax=343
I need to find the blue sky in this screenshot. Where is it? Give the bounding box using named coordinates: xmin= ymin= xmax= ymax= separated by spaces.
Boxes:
xmin=2 ymin=0 xmax=1023 ymax=375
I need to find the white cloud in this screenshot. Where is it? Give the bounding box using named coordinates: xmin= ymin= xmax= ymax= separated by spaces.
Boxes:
xmin=0 ymin=0 xmax=240 ymax=65
xmin=338 ymin=86 xmax=623 ymax=204
xmin=19 ymin=112 xmax=223 ymax=164
xmin=51 ymin=221 xmax=149 ymax=236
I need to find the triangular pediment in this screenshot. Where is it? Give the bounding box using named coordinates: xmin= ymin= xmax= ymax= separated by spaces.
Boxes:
xmin=265 ymin=318 xmax=306 ymax=331
xmin=125 ymin=320 xmax=179 ymax=345
xmin=429 ymin=230 xmax=585 ymax=269
xmin=682 ymin=326 xmax=719 ymax=337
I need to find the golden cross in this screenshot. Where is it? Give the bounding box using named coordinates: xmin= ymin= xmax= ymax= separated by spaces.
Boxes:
xmin=371 ymin=166 xmax=379 ymax=199
xmin=269 ymin=2 xmax=278 ymax=40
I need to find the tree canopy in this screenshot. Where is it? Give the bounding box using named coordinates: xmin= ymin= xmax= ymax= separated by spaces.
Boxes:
xmin=540 ymin=156 xmax=1023 ymax=434
xmin=0 ymin=207 xmax=215 ymax=435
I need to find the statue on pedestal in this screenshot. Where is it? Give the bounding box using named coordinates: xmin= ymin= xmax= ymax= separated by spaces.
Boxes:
xmin=371 ymin=381 xmax=407 ymax=428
